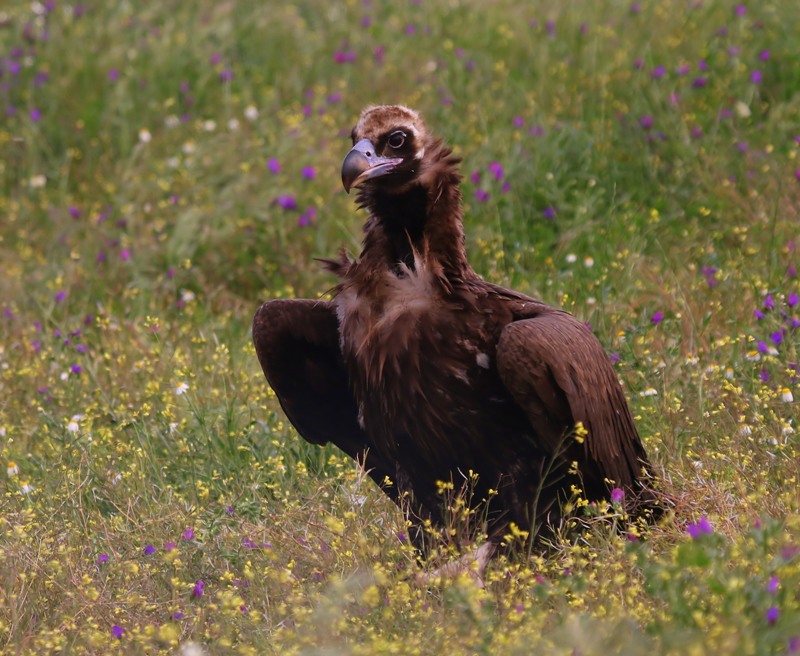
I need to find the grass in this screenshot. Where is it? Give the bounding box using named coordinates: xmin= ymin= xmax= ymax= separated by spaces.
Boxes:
xmin=1 ymin=0 xmax=800 ymax=653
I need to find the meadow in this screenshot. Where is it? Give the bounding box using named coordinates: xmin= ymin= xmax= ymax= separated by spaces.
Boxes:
xmin=1 ymin=0 xmax=799 ymax=653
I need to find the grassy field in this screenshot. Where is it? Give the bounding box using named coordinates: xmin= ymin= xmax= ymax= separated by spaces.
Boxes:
xmin=1 ymin=0 xmax=800 ymax=653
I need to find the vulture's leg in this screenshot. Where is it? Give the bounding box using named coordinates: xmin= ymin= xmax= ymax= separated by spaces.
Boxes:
xmin=252 ymin=299 xmax=417 ymax=511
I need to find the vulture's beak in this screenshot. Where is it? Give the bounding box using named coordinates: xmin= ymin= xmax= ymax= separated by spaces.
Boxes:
xmin=341 ymin=139 xmax=403 ymax=193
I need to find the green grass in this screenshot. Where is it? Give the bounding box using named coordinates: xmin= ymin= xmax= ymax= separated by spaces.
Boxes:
xmin=1 ymin=0 xmax=800 ymax=653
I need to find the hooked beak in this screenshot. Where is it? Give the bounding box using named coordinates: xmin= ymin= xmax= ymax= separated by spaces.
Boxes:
xmin=341 ymin=139 xmax=403 ymax=193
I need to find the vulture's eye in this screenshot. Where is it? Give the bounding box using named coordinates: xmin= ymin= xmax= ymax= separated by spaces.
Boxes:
xmin=387 ymin=130 xmax=406 ymax=149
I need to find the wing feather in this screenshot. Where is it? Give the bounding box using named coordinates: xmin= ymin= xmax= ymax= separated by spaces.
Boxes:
xmin=496 ymin=311 xmax=649 ymax=498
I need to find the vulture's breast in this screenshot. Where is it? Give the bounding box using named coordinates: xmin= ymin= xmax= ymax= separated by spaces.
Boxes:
xmin=334 ymin=261 xmax=515 ymax=463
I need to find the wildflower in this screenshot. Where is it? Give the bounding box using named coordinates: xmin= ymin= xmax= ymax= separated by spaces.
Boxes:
xmin=766 ymin=606 xmax=779 ymax=626
xmin=175 ymin=382 xmax=189 ymax=396
xmin=67 ymin=416 xmax=81 ymax=432
xmin=20 ymin=482 xmax=33 ymax=494
xmin=68 ymin=206 xmax=81 ymax=219
xmin=687 ymin=516 xmax=713 ymax=538
xmin=182 ymin=528 xmax=195 ymax=541
xmin=765 ymin=295 xmax=775 ymax=310
xmin=650 ymin=66 xmax=665 ymax=79
xmin=111 ymin=625 xmax=125 ymax=639
xmin=768 ymin=575 xmax=780 ymax=594
xmin=298 ymin=207 xmax=316 ymax=227
xmin=165 ymin=541 xmax=177 ymax=552
xmin=566 ymin=253 xmax=577 ymax=263
xmin=7 ymin=462 xmax=19 ymax=477
xmin=734 ymin=4 xmax=746 ymax=16
xmin=692 ymin=77 xmax=708 ymax=89
xmin=244 ymin=105 xmax=258 ymax=121
xmin=781 ymin=389 xmax=794 ymax=403
xmin=219 ymin=68 xmax=233 ymax=82
xmin=192 ymin=580 xmax=205 ymax=597
xmin=754 ymin=309 xmax=765 ymax=320
xmin=640 ymin=388 xmax=658 ymax=397
xmin=610 ymin=487 xmax=625 ymax=503
xmin=788 ymin=293 xmax=798 ymax=307
xmin=55 ymin=290 xmax=66 ymax=303
xmin=751 ymin=70 xmax=762 ymax=85
xmin=333 ymin=50 xmax=357 ymax=64
xmin=108 ymin=68 xmax=119 ymax=81
xmin=30 ymin=108 xmax=42 ymax=122
xmin=138 ymin=128 xmax=152 ymax=143
xmin=469 ymin=169 xmax=481 ymax=184
xmin=651 ymin=310 xmax=664 ymax=324
xmin=513 ymin=116 xmax=524 ymax=127
xmin=771 ymin=331 xmax=784 ymax=346
xmin=543 ymin=206 xmax=557 ymax=220
xmin=639 ymin=115 xmax=654 ymax=130
xmin=760 ymin=50 xmax=771 ymax=61
xmin=276 ymin=195 xmax=297 ymax=210
xmin=143 ymin=544 xmax=156 ymax=556
xmin=301 ymin=166 xmax=316 ymax=180
xmin=488 ymin=161 xmax=504 ymax=181
xmin=475 ymin=189 xmax=489 ymax=202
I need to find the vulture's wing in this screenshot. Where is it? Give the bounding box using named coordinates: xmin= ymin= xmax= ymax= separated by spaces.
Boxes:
xmin=496 ymin=312 xmax=649 ymax=498
xmin=252 ymin=299 xmax=397 ymax=498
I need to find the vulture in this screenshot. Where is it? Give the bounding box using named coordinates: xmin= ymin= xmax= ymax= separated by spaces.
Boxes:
xmin=253 ymin=105 xmax=659 ymax=579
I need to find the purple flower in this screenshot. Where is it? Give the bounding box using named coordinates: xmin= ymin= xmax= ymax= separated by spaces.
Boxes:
xmin=97 ymin=553 xmax=109 ymax=565
xmin=68 ymin=206 xmax=81 ymax=219
xmin=301 ymin=166 xmax=316 ymax=180
xmin=181 ymin=528 xmax=195 ymax=541
xmin=651 ymin=310 xmax=664 ymax=324
xmin=334 ymin=50 xmax=357 ymax=64
xmin=164 ymin=541 xmax=177 ymax=552
xmin=734 ymin=4 xmax=746 ymax=16
xmin=788 ymin=294 xmax=798 ymax=307
xmin=55 ymin=291 xmax=66 ymax=303
xmin=693 ymin=77 xmax=708 ymax=89
xmin=209 ymin=53 xmax=222 ymax=65
xmin=543 ymin=207 xmax=557 ymax=220
xmin=765 ymin=295 xmax=775 ymax=310
xmin=192 ymin=580 xmax=205 ymax=597
xmin=143 ymin=544 xmax=156 ymax=556
xmin=677 ymin=64 xmax=690 ymax=76
xmin=474 ymin=189 xmax=489 ymax=202
xmin=639 ymin=115 xmax=654 ymax=130
xmin=70 ymin=364 xmax=83 ymax=375
xmin=513 ymin=116 xmax=524 ymax=127
xmin=275 ymin=195 xmax=297 ymax=211
xmin=219 ymin=68 xmax=234 ymax=83
xmin=766 ymin=606 xmax=779 ymax=625
xmin=108 ymin=68 xmax=119 ymax=82
xmin=687 ymin=516 xmax=713 ymax=538
xmin=760 ymin=50 xmax=771 ymax=61
xmin=298 ymin=207 xmax=316 ymax=227
xmin=120 ymin=248 xmax=130 ymax=261
xmin=768 ymin=575 xmax=780 ymax=594
xmin=242 ymin=537 xmax=258 ymax=549
xmin=268 ymin=158 xmax=280 ymax=174
xmin=754 ymin=309 xmax=765 ymax=320
xmin=469 ymin=169 xmax=481 ymax=184
xmin=610 ymin=487 xmax=625 ymax=503
xmin=651 ymin=66 xmax=666 ymax=79
xmin=488 ymin=161 xmax=504 ymax=181
xmin=771 ymin=331 xmax=784 ymax=346
xmin=111 ymin=625 xmax=125 ymax=639
xmin=751 ymin=70 xmax=762 ymax=85
xmin=30 ymin=108 xmax=41 ymax=122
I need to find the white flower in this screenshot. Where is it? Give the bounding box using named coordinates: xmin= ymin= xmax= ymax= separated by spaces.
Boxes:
xmin=0 ymin=426 xmax=6 ymax=437
xmin=565 ymin=253 xmax=577 ymax=263
xmin=67 ymin=414 xmax=83 ymax=433
xmin=7 ymin=462 xmax=19 ymax=477
xmin=244 ymin=105 xmax=259 ymax=122
xmin=164 ymin=114 xmax=180 ymax=128
xmin=180 ymin=289 xmax=196 ymax=303
xmin=739 ymin=425 xmax=753 ymax=436
xmin=20 ymin=481 xmax=34 ymax=494
xmin=583 ymin=257 xmax=594 ymax=268
xmin=640 ymin=388 xmax=658 ymax=397
xmin=29 ymin=174 xmax=47 ymax=188
xmin=138 ymin=128 xmax=152 ymax=143
xmin=202 ymin=119 xmax=216 ymax=132
xmin=781 ymin=388 xmax=794 ymax=403
xmin=175 ymin=382 xmax=189 ymax=396
xmin=227 ymin=118 xmax=240 ymax=131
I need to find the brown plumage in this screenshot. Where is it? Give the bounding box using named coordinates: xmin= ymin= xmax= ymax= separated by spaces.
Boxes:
xmin=253 ymin=105 xmax=659 ymax=566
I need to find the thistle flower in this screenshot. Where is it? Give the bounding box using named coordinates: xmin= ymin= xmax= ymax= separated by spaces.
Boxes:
xmin=687 ymin=516 xmax=713 ymax=538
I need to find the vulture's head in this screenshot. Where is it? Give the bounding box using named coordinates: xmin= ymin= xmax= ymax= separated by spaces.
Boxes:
xmin=341 ymin=105 xmax=439 ymax=196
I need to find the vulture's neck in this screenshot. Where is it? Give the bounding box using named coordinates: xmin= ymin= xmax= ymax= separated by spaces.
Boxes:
xmin=358 ymin=148 xmax=474 ymax=282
